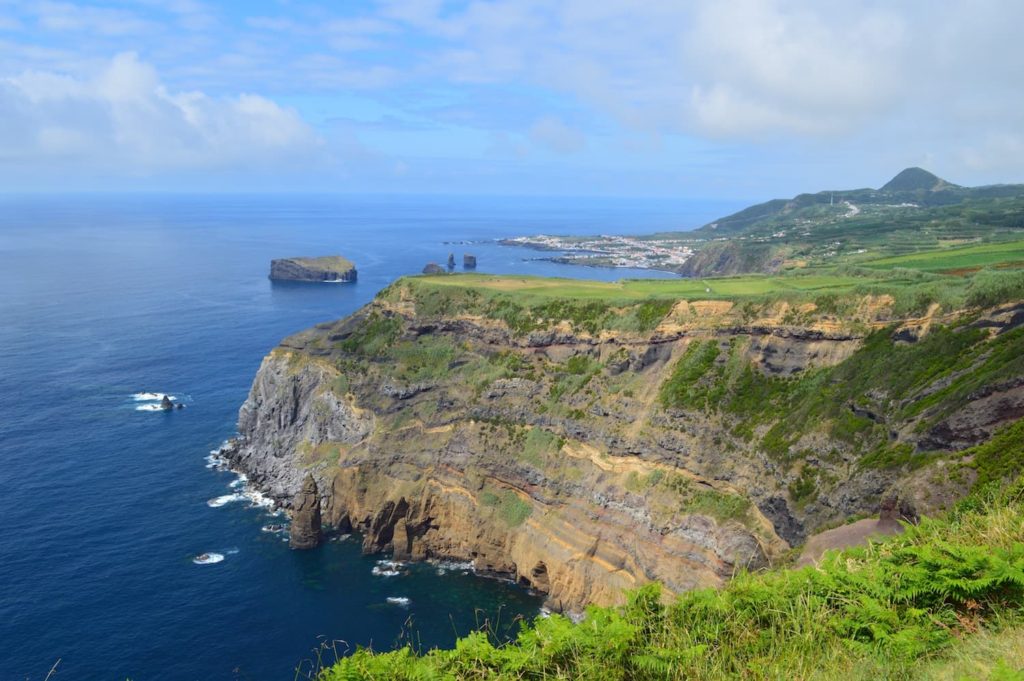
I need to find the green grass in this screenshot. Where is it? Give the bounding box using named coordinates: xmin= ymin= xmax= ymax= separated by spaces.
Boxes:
xmin=405 ymin=271 xmax=883 ymax=305
xmin=286 ymin=255 xmax=356 ymax=271
xmin=862 ymin=239 xmax=1024 ymax=272
xmin=320 ymin=476 xmax=1024 ymax=680
xmin=520 ymin=428 xmax=562 ymax=466
xmin=479 ymin=488 xmax=533 ymax=527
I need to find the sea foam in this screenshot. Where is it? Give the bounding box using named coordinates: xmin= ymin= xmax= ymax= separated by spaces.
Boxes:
xmin=133 ymin=392 xmax=174 ymax=402
xmin=193 ymin=553 xmax=224 ymax=565
xmin=372 ymin=560 xmax=405 ymax=577
xmin=207 ymin=493 xmax=244 ymax=508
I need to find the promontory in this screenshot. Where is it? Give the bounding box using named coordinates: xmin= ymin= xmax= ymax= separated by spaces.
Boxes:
xmin=223 ymin=269 xmax=1024 ymax=613
xmin=269 ymin=256 xmax=357 ymax=283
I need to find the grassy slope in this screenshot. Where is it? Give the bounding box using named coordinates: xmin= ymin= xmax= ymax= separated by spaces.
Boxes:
xmin=861 ymin=239 xmax=1024 ymax=272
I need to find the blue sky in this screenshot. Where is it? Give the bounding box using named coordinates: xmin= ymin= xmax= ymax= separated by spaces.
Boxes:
xmin=1 ymin=0 xmax=1022 ymax=198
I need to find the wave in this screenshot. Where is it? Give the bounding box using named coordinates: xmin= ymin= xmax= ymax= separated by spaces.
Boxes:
xmin=207 ymin=493 xmax=244 ymax=508
xmin=135 ymin=403 xmax=168 ymax=412
xmin=133 ymin=392 xmax=174 ymax=402
xmin=243 ymin=488 xmax=275 ymax=509
xmin=205 ymin=454 xmax=227 ymax=469
xmin=372 ymin=560 xmax=405 ymax=577
xmin=386 ymin=596 xmax=410 ymax=607
xmin=429 ymin=559 xmax=475 ymax=574
xmin=193 ymin=553 xmax=224 ymax=565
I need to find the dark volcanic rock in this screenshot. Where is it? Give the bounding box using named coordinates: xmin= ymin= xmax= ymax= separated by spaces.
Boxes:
xmin=422 ymin=263 xmax=446 ymax=275
xmin=289 ymin=474 xmax=322 ymax=549
xmin=160 ymin=395 xmax=174 ymax=410
xmin=270 ymin=256 xmax=357 ymax=283
xmin=447 ymin=253 xmax=456 ymax=270
xmin=463 ymin=254 xmax=477 ymax=269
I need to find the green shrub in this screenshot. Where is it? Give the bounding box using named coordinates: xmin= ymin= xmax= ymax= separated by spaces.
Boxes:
xmin=479 ymin=488 xmax=532 ymax=527
xmin=967 ymin=268 xmax=1024 ymax=308
xmin=338 ymin=313 xmax=402 ymax=357
xmin=659 ymin=340 xmax=721 ymax=410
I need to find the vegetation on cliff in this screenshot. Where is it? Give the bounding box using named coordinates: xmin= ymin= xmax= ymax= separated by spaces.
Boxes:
xmin=320 ymin=468 xmax=1024 ymax=680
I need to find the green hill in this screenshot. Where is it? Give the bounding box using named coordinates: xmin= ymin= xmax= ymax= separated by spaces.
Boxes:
xmin=881 ymin=167 xmax=958 ymax=192
xmin=677 ymin=170 xmax=1024 ymax=276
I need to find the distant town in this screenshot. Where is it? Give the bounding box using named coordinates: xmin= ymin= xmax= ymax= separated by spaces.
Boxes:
xmin=499 ymin=234 xmax=696 ymax=272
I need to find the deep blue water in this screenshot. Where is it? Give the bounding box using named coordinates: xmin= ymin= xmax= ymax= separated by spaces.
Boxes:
xmin=0 ymin=194 xmax=741 ymax=680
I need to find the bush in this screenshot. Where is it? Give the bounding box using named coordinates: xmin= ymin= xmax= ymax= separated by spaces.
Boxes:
xmin=967 ymin=269 xmax=1024 ymax=308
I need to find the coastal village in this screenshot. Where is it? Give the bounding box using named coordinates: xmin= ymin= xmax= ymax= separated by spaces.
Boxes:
xmin=500 ymin=234 xmax=697 ymax=271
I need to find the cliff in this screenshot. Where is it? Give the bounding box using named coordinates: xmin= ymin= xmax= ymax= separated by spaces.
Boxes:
xmin=269 ymin=256 xmax=357 ymax=282
xmin=225 ymin=275 xmax=1024 ymax=612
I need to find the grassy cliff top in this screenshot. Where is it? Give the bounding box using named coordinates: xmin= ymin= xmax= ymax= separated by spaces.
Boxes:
xmin=394 ymin=262 xmax=1024 ymax=319
xmin=402 ymin=271 xmax=879 ymax=303
xmin=280 ymin=255 xmax=356 ymax=271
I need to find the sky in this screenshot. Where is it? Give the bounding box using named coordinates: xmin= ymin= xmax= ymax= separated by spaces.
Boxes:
xmin=0 ymin=0 xmax=1022 ymax=198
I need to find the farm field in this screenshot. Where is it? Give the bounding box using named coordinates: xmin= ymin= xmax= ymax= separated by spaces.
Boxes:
xmin=860 ymin=238 xmax=1024 ymax=272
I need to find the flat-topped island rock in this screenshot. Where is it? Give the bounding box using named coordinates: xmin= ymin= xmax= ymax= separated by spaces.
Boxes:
xmin=270 ymin=256 xmax=357 ymax=283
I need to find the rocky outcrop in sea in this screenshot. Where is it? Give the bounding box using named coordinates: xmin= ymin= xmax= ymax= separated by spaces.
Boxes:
xmin=289 ymin=474 xmax=322 ymax=549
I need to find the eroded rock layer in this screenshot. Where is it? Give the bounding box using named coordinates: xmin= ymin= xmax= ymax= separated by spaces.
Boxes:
xmin=225 ymin=281 xmax=1024 ymax=611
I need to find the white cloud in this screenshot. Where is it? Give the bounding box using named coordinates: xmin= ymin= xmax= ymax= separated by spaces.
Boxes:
xmin=528 ymin=116 xmax=585 ymax=154
xmin=378 ymin=0 xmax=1024 ymax=147
xmin=33 ymin=1 xmax=155 ymax=36
xmin=0 ymin=52 xmax=322 ymax=173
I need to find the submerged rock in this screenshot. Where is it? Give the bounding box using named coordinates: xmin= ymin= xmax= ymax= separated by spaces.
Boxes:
xmin=289 ymin=474 xmax=322 ymax=550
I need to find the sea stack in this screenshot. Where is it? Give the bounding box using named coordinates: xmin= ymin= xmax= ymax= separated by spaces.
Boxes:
xmin=269 ymin=256 xmax=357 ymax=283
xmin=463 ymin=254 xmax=477 ymax=269
xmin=422 ymin=263 xmax=445 ymax=275
xmin=447 ymin=253 xmax=456 ymax=270
xmin=160 ymin=395 xmax=174 ymax=411
xmin=289 ymin=474 xmax=322 ymax=549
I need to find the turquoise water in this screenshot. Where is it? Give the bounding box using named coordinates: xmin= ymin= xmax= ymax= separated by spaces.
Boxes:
xmin=0 ymin=194 xmax=740 ymax=680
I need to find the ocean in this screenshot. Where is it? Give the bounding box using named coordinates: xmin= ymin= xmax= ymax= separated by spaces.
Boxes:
xmin=0 ymin=193 xmax=742 ymax=680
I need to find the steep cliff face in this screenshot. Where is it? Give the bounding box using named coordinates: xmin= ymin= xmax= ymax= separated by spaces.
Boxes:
xmin=225 ymin=279 xmax=1024 ymax=611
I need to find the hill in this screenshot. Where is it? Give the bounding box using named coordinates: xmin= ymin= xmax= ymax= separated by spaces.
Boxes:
xmin=881 ymin=166 xmax=958 ymax=192
xmin=670 ymin=169 xmax=1024 ymax=276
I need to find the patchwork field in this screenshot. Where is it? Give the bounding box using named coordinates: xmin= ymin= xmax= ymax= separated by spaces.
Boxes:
xmin=861 ymin=238 xmax=1024 ymax=273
